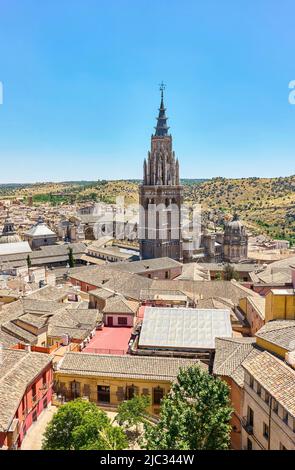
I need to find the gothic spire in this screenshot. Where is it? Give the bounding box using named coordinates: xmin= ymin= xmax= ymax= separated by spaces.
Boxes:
xmin=154 ymin=82 xmax=169 ymax=137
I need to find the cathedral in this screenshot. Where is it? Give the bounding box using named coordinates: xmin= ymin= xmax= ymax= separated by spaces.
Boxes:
xmin=139 ymin=86 xmax=249 ymax=264
xmin=139 ymin=84 xmax=183 ymax=261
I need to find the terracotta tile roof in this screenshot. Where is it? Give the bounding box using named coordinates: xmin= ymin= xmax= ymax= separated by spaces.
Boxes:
xmin=150 ymin=279 xmax=259 ymax=305
xmin=27 ymin=285 xmax=72 ymax=302
xmin=0 ymin=349 xmax=52 ymax=431
xmin=256 ymin=320 xmax=295 ymax=351
xmin=70 ymin=267 xmax=153 ymax=301
xmin=247 ymin=296 xmax=265 ymax=319
xmin=57 ymin=352 xmax=206 ymax=381
xmin=110 ymin=257 xmax=182 ymax=273
xmin=0 ymin=292 xmax=102 ymax=347
xmin=242 ymin=351 xmax=295 ymax=417
xmin=213 ymin=337 xmax=262 ymax=387
xmin=47 ymin=307 xmax=102 ymax=341
xmin=102 ymin=295 xmax=139 ymax=315
xmin=1 ymin=320 xmax=38 ymax=343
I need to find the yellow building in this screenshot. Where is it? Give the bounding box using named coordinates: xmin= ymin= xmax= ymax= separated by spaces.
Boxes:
xmin=55 ymin=353 xmax=205 ymax=415
xmin=239 ymin=295 xmax=265 ymax=336
xmin=255 ymin=320 xmax=295 ymax=359
xmin=265 ymin=289 xmax=295 ymax=323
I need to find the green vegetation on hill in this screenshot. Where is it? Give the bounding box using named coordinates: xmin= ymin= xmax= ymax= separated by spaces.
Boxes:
xmin=2 ymin=175 xmax=294 ymax=242
xmin=184 ymin=176 xmax=295 ymax=244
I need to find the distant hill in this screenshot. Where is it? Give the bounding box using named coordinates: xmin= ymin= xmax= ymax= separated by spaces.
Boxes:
xmin=1 ymin=176 xmax=294 ymax=243
xmin=184 ymin=176 xmax=295 ymax=243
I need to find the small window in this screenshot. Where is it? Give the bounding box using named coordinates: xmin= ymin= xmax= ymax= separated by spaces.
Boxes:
xmin=249 ymin=376 xmax=254 ymax=388
xmin=127 ymin=385 xmax=137 ymax=400
xmin=273 ymin=400 xmax=278 ymax=414
xmin=32 ymin=383 xmax=37 ymax=401
xmin=21 ymin=396 xmax=26 ymax=413
xmin=32 ymin=409 xmax=38 ymax=422
xmin=165 ymin=271 xmax=169 ymax=279
xmin=153 ymin=387 xmax=164 ymax=405
xmin=118 ymin=317 xmax=128 ymax=326
xmin=263 ymin=422 xmax=269 ymax=439
xmin=257 ymin=384 xmax=261 ymax=396
xmin=265 ymin=391 xmax=270 ymax=405
xmin=247 ymin=406 xmax=254 ymax=426
xmin=283 ymin=410 xmax=288 ymax=425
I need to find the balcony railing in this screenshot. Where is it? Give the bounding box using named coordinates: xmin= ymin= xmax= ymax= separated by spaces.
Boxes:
xmin=32 ymin=394 xmax=38 ymax=403
xmin=241 ymin=417 xmax=254 ymax=435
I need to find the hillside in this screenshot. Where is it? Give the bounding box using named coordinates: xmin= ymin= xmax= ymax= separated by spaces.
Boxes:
xmin=184 ymin=176 xmax=295 ymax=243
xmin=1 ymin=176 xmax=294 ymax=243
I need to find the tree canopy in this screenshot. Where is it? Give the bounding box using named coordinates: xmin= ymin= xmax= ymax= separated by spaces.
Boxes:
xmin=141 ymin=366 xmax=232 ymax=450
xmin=116 ymin=395 xmax=150 ymax=431
xmin=42 ymin=399 xmax=127 ymax=450
xmin=68 ymin=247 xmax=76 ymax=268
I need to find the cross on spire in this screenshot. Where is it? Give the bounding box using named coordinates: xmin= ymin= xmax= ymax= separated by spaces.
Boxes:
xmin=155 ymin=82 xmax=169 ymax=136
xmin=159 ymin=81 xmax=166 ymax=98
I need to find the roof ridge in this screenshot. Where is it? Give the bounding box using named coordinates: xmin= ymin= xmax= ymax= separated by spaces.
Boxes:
xmin=0 ymin=350 xmax=30 ymax=384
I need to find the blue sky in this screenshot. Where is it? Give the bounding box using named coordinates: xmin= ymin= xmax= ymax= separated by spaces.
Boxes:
xmin=0 ymin=0 xmax=294 ymax=183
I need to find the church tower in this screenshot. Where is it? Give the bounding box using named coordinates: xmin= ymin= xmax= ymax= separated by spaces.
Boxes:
xmin=223 ymin=213 xmax=248 ymax=262
xmin=139 ymin=84 xmax=183 ymax=261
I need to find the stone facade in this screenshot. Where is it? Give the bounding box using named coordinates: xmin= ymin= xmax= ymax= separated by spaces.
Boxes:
xmin=223 ymin=213 xmax=248 ymax=263
xmin=139 ymin=87 xmax=183 ymax=261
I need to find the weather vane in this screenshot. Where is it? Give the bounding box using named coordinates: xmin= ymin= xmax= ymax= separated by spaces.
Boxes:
xmin=159 ymin=81 xmax=166 ymax=97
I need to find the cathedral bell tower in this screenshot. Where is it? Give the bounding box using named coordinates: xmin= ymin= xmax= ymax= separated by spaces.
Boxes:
xmin=139 ymin=84 xmax=183 ymax=261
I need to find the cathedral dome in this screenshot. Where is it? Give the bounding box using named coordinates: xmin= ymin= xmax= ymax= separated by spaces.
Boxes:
xmin=0 ymin=213 xmax=21 ymax=244
xmin=0 ymin=234 xmax=21 ymax=244
xmin=225 ymin=213 xmax=245 ymax=235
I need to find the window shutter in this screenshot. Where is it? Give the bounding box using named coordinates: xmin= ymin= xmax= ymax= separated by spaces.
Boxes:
xmin=116 ymin=387 xmax=125 ymax=401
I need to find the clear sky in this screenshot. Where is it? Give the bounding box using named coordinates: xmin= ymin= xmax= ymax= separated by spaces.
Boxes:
xmin=0 ymin=0 xmax=294 ymax=183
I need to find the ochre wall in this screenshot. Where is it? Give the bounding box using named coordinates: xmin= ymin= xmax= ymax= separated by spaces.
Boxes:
xmin=265 ymin=292 xmax=295 ymax=322
xmin=55 ymin=372 xmax=171 ymax=415
xmin=256 ymin=337 xmax=287 ymax=359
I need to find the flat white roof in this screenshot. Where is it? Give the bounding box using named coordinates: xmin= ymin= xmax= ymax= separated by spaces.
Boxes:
xmin=139 ymin=307 xmax=232 ymax=350
xmin=0 ymin=241 xmax=32 ymax=256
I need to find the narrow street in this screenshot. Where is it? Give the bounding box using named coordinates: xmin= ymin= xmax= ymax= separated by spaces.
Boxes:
xmin=21 ymin=405 xmax=57 ymax=450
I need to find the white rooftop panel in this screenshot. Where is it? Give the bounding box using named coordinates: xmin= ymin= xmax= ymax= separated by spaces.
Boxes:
xmin=0 ymin=241 xmax=32 ymax=256
xmin=139 ymin=307 xmax=232 ymax=350
xmin=25 ymin=224 xmax=56 ymax=237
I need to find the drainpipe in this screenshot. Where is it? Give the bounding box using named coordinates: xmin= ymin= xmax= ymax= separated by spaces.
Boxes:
xmin=268 ymin=396 xmax=272 ymax=450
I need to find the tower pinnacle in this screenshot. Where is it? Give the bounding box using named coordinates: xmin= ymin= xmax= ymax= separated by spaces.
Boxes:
xmin=155 ymin=82 xmax=169 ymax=137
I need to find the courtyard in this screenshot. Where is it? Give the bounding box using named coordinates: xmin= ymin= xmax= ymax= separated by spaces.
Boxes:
xmin=21 ymin=405 xmax=58 ymax=450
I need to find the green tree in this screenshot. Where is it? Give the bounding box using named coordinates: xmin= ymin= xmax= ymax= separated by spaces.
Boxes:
xmin=141 ymin=366 xmax=232 ymax=450
xmin=42 ymin=399 xmax=127 ymax=450
xmin=116 ymin=395 xmax=150 ymax=432
xmin=224 ymin=263 xmax=239 ymax=281
xmin=68 ymin=247 xmax=75 ymax=268
xmin=26 ymin=254 xmax=32 ymax=269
